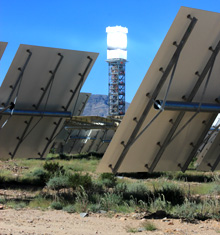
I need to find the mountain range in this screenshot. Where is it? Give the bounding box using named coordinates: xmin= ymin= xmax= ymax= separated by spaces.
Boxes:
xmin=82 ymin=94 xmax=130 ymax=117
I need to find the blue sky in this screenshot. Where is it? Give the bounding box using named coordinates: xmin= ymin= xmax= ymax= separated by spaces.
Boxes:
xmin=1 ymin=0 xmax=220 ymax=103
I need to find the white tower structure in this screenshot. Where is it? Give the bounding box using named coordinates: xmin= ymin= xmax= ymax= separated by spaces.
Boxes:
xmin=106 ymin=26 xmax=128 ymax=116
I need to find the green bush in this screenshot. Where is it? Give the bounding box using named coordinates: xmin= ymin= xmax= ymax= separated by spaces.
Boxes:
xmin=209 ymin=184 xmax=220 ymax=195
xmin=47 ymin=175 xmax=70 ymax=190
xmin=29 ymin=196 xmax=51 ymax=209
xmin=88 ymin=193 xmax=102 ymax=204
xmin=88 ymin=203 xmax=101 ymax=213
xmin=43 ymin=162 xmax=65 ymax=177
xmin=125 ymin=226 xmax=138 ymax=233
xmin=0 ymin=197 xmax=6 ymax=204
xmin=7 ymin=201 xmax=27 ymax=210
xmin=114 ymin=182 xmax=128 ymax=195
xmin=99 ymin=173 xmax=116 ymax=188
xmin=0 ymin=175 xmax=5 ymax=183
xmin=63 ymin=205 xmax=75 ymax=213
xmin=123 ymin=183 xmax=151 ymax=202
xmin=154 ymin=183 xmax=185 ymax=206
xmin=173 ymin=200 xmax=200 ymax=221
xmin=172 ymin=199 xmax=220 ymax=221
xmin=68 ymin=173 xmax=92 ymax=190
xmin=74 ymin=186 xmax=89 ymax=212
xmin=148 ymin=195 xmax=171 ymax=212
xmin=142 ymin=221 xmax=157 ymax=231
xmin=30 ymin=168 xmax=48 ymax=183
xmin=90 ymin=182 xmax=104 ymax=195
xmin=174 ymin=172 xmax=214 ymax=183
xmin=101 ymin=192 xmax=123 ymax=211
xmin=50 ymin=201 xmax=63 ymax=210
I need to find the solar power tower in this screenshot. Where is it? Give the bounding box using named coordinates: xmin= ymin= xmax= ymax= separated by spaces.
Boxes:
xmin=106 ymin=26 xmax=128 ymax=116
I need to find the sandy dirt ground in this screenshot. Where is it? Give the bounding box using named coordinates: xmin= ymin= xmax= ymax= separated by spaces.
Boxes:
xmin=0 ymin=209 xmax=220 ymax=235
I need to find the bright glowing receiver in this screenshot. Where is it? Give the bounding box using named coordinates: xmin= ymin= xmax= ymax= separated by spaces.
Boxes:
xmin=106 ymin=26 xmax=128 ymax=60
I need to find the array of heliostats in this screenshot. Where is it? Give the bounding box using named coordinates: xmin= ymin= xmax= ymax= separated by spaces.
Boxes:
xmin=1 ymin=7 xmax=220 ymax=172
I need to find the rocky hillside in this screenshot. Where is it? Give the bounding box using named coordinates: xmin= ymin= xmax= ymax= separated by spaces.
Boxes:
xmin=83 ymin=94 xmax=130 ymax=117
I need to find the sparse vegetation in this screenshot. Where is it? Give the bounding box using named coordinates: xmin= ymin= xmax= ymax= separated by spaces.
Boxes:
xmin=154 ymin=182 xmax=185 ymax=206
xmin=29 ymin=196 xmax=52 ymax=210
xmin=50 ymin=201 xmax=63 ymax=210
xmin=0 ymin=154 xmax=220 ymax=222
xmin=63 ymin=204 xmax=75 ymax=213
xmin=142 ymin=221 xmax=157 ymax=231
xmin=125 ymin=226 xmax=138 ymax=233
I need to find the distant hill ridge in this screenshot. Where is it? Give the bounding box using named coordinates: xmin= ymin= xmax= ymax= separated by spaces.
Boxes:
xmin=82 ymin=94 xmax=130 ymax=117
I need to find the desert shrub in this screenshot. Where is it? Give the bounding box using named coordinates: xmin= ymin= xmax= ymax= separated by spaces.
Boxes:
xmin=63 ymin=205 xmax=75 ymax=213
xmin=172 ymin=199 xmax=220 ymax=221
xmin=59 ymin=154 xmax=70 ymax=160
xmin=154 ymin=183 xmax=185 ymax=206
xmin=213 ymin=174 xmax=220 ymax=182
xmin=199 ymin=199 xmax=220 ymax=220
xmin=7 ymin=201 xmax=27 ymax=210
xmin=99 ymin=173 xmax=116 ymax=188
xmin=173 ymin=200 xmax=200 ymax=221
xmin=74 ymin=186 xmax=89 ymax=212
xmin=47 ymin=175 xmax=70 ymax=190
xmin=31 ymin=168 xmax=46 ymax=178
xmin=114 ymin=182 xmax=128 ymax=195
xmin=136 ymin=199 xmax=148 ymax=212
xmin=125 ymin=226 xmax=138 ymax=233
xmin=142 ymin=221 xmax=157 ymax=231
xmin=148 ymin=195 xmax=171 ymax=212
xmin=174 ymin=172 xmax=214 ymax=183
xmin=0 ymin=175 xmax=5 ymax=183
xmin=29 ymin=196 xmax=51 ymax=209
xmin=88 ymin=203 xmax=101 ymax=213
xmin=0 ymin=197 xmax=6 ymax=204
xmin=90 ymin=181 xmax=104 ymax=195
xmin=29 ymin=168 xmax=48 ymax=184
xmin=50 ymin=201 xmax=63 ymax=210
xmin=209 ymin=184 xmax=220 ymax=195
xmin=43 ymin=161 xmax=65 ymax=178
xmin=88 ymin=193 xmax=102 ymax=204
xmin=68 ymin=173 xmax=92 ymax=190
xmin=100 ymin=192 xmax=123 ymax=211
xmin=209 ymin=175 xmax=220 ymax=195
xmin=123 ymin=183 xmax=152 ymax=202
xmin=114 ymin=201 xmax=136 ymax=213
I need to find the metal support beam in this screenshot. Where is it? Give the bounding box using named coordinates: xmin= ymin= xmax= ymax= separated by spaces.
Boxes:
xmin=211 ymin=153 xmax=220 ymax=171
xmin=38 ymin=117 xmax=63 ymax=157
xmin=95 ymin=130 xmax=107 ymax=152
xmin=9 ymin=116 xmax=35 ymax=158
xmin=149 ymin=40 xmax=220 ymax=173
xmin=0 ymin=102 xmax=15 ymax=114
xmin=111 ymin=15 xmax=197 ymax=174
xmin=67 ymin=130 xmax=81 ymax=154
xmin=155 ymin=100 xmax=220 ymax=113
xmin=78 ymin=141 xmax=85 ymax=154
xmin=64 ymin=56 xmax=93 ymax=113
xmin=181 ymin=114 xmax=217 ymax=171
xmin=4 ymin=49 xmax=32 ymax=107
xmin=0 ymin=108 xmax=72 ymax=117
xmin=87 ymin=131 xmax=99 ymax=152
xmin=55 ymin=93 xmax=90 ymax=147
xmin=34 ymin=53 xmax=64 ymax=109
xmin=76 ymin=94 xmax=90 ymax=116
